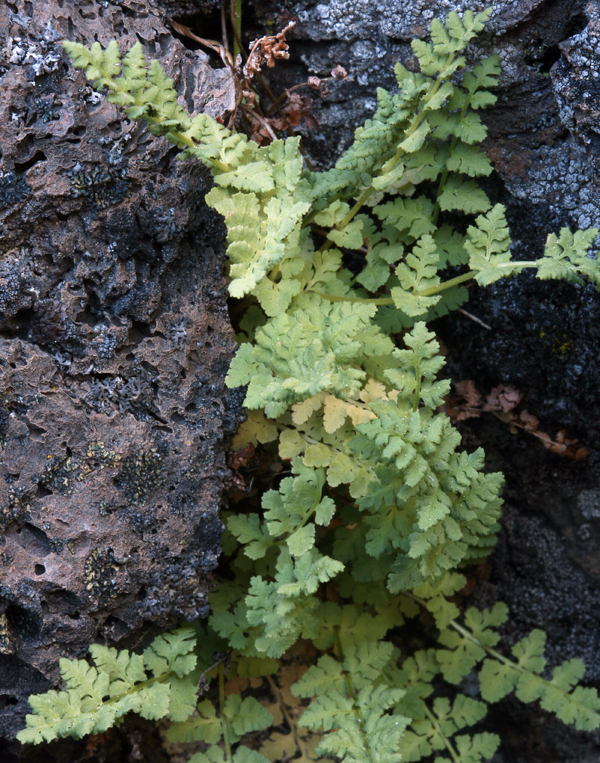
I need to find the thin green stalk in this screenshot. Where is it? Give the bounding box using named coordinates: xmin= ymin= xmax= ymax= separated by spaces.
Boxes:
xmin=380 ymin=50 xmax=457 ymax=182
xmin=312 ymin=291 xmax=394 ymax=305
xmin=412 ymin=354 xmax=422 ymax=412
xmin=321 ymin=49 xmax=461 ymax=237
xmin=230 ymin=0 xmax=243 ymax=61
xmin=161 ymin=127 xmax=230 ymax=173
xmin=411 ymin=592 xmax=599 ymax=718
xmin=422 ymin=704 xmax=461 ymax=763
xmin=89 ymin=59 xmax=232 ymax=173
xmin=415 ymin=270 xmax=478 ymax=297
xmin=220 ymin=663 xmax=234 ymax=763
xmin=313 ymin=260 xmax=540 ymax=305
xmin=337 ymin=186 xmax=376 ymax=231
xmin=334 ymin=627 xmax=375 ymax=763
xmin=415 ymin=260 xmax=538 ymax=297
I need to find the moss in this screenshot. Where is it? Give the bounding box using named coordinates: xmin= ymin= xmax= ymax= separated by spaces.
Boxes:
xmin=84 ymin=547 xmax=119 ymax=600
xmin=115 ymin=447 xmax=166 ymax=503
xmin=38 ymin=456 xmax=81 ymax=497
xmin=0 ymin=613 xmax=15 ymax=654
xmin=68 ymin=161 xmax=129 ymax=209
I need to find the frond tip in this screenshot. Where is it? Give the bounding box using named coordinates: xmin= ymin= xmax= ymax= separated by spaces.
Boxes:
xmin=17 ymin=627 xmax=198 ymax=744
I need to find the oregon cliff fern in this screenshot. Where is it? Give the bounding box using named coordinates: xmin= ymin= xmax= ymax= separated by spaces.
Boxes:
xmin=17 ymin=9 xmax=600 ymax=762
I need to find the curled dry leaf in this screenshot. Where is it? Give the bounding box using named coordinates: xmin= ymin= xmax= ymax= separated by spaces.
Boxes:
xmin=483 ymin=384 xmax=523 ymax=413
xmin=250 ymin=91 xmax=320 ymax=145
xmin=330 ymin=64 xmax=348 ymax=80
xmin=244 ymin=21 xmax=296 ymax=80
xmin=444 ymin=379 xmax=482 ymax=420
xmin=279 ymin=91 xmax=320 ymax=129
xmin=444 ymin=380 xmax=588 ymax=460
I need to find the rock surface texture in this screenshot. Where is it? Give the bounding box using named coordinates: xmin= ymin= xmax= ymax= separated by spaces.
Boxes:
xmin=3 ymin=0 xmax=600 ymax=761
xmin=0 ymin=0 xmax=240 ymax=745
xmin=245 ymin=0 xmax=600 ymax=761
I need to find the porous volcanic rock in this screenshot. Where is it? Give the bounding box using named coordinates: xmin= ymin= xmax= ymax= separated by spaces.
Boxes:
xmin=0 ymin=0 xmax=241 ymax=742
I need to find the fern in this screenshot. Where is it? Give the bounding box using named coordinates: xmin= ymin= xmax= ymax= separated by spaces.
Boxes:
xmin=17 ymin=8 xmax=600 ymax=762
xmin=17 ymin=627 xmax=198 ymax=743
xmin=292 ymin=642 xmax=409 ymax=763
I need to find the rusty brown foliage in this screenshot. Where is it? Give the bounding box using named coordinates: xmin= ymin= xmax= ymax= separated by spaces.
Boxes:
xmin=443 ymin=381 xmax=588 ymax=460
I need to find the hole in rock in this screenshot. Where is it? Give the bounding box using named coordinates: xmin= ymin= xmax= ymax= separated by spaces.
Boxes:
xmin=4 ymin=604 xmax=41 ymax=641
xmin=36 ymin=483 xmax=53 ymax=498
xmin=539 ymin=44 xmax=561 ymax=73
xmin=7 ymin=523 xmax=51 ymax=556
xmin=14 ymin=151 xmax=47 ymax=174
xmin=34 ymin=564 xmax=45 ymax=576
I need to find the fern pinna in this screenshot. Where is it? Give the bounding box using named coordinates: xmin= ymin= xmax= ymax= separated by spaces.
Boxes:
xmin=17 ymin=8 xmax=600 ymax=762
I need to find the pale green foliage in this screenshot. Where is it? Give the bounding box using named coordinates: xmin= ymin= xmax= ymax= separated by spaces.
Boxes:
xmin=465 ymin=204 xmax=518 ymax=285
xmin=212 ymin=460 xmax=344 ymax=657
xmin=205 ymin=138 xmax=312 ymax=299
xmin=21 ymin=8 xmax=600 ymax=761
xmin=17 ymin=627 xmax=198 ymax=744
xmin=226 ymin=296 xmax=393 ymax=417
xmin=352 ymin=397 xmax=504 ymax=590
xmin=478 ymin=631 xmax=600 ymax=731
xmin=385 ymin=322 xmax=450 ymax=409
xmin=167 ymin=695 xmax=273 ymax=745
xmin=292 ymin=642 xmax=410 ymax=763
xmin=536 ymin=227 xmax=600 ymax=287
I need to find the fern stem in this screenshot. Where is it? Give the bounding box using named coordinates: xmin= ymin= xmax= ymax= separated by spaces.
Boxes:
xmin=230 ymin=0 xmax=243 ymax=61
xmin=312 ymin=291 xmax=394 ymax=305
xmin=266 ymin=675 xmax=311 ymax=759
xmin=412 ymin=354 xmax=422 ymax=412
xmin=448 ymin=618 xmax=581 ymax=700
xmin=80 ymin=54 xmax=232 ymax=173
xmin=323 ymin=49 xmax=462 ymax=238
xmin=338 ymin=186 xmax=375 ymax=230
xmin=411 ymin=593 xmax=598 ymax=719
xmin=164 ymin=128 xmax=231 ymax=173
xmin=415 ymin=270 xmax=477 ymax=296
xmin=334 ymin=627 xmax=376 ymax=763
xmin=415 ymin=260 xmax=537 ymax=297
xmin=422 ymin=703 xmax=462 ymax=763
xmin=219 ymin=663 xmax=234 ymax=763
xmin=431 ymin=93 xmax=473 ymax=227
xmin=380 ymin=50 xmax=458 ymax=181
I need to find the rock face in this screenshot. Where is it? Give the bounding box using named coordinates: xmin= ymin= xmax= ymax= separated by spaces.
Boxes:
xmin=3 ymin=0 xmax=600 ymax=760
xmin=0 ymin=0 xmax=241 ymax=743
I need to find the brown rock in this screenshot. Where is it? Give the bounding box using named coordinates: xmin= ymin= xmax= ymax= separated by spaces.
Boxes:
xmin=0 ymin=0 xmax=240 ymax=740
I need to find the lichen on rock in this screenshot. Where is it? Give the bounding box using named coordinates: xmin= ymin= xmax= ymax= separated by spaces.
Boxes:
xmin=0 ymin=0 xmax=241 ymax=740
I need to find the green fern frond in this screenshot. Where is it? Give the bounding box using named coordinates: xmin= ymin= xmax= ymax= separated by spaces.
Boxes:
xmin=39 ymin=10 xmax=600 ymax=762
xmin=17 ymin=627 xmax=198 ymax=744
